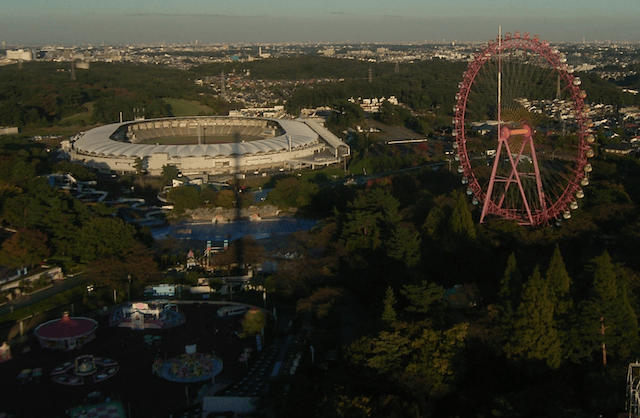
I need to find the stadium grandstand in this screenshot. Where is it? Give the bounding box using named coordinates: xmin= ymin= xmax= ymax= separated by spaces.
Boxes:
xmin=62 ymin=117 xmax=349 ymax=176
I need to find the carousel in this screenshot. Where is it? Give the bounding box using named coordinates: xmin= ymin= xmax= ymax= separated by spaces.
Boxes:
xmin=34 ymin=312 xmax=98 ymax=351
xmin=155 ymin=345 xmax=223 ymax=383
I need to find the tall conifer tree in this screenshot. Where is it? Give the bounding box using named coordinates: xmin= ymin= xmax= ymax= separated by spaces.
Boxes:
xmin=496 ymin=252 xmax=523 ymax=336
xmin=504 ymin=266 xmax=562 ymax=368
xmin=449 ymin=191 xmax=477 ymax=242
xmin=546 ymin=244 xmax=572 ymax=316
xmin=583 ymin=251 xmax=640 ymax=363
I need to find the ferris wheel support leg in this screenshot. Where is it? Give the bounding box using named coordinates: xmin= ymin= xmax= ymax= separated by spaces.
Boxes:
xmin=527 ymin=133 xmax=546 ymax=211
xmin=480 ymin=134 xmax=507 ymax=223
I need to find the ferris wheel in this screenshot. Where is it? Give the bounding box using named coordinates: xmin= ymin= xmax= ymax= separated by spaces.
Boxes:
xmin=453 ymin=31 xmax=594 ymax=226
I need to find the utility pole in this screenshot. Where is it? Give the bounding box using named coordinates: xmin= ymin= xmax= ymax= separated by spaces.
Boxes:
xmin=600 ymin=316 xmax=607 ymax=365
xmin=220 ymin=70 xmax=225 ymax=100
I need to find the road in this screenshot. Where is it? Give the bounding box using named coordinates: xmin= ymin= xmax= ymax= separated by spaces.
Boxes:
xmin=0 ymin=273 xmax=90 ymax=317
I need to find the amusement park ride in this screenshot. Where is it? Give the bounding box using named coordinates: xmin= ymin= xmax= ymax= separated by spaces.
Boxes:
xmin=453 ymin=29 xmax=594 ymax=226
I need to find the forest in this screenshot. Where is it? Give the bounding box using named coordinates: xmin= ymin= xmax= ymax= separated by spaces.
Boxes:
xmin=1 ymin=54 xmax=640 ymax=417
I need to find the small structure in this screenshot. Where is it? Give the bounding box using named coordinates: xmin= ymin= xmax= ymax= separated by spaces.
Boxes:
xmin=34 ymin=312 xmax=98 ymax=351
xmin=240 ymin=308 xmax=266 ymax=337
xmin=0 ymin=341 xmax=11 ymax=362
xmin=186 ymin=250 xmax=197 ymax=269
xmin=109 ymin=300 xmax=185 ymax=330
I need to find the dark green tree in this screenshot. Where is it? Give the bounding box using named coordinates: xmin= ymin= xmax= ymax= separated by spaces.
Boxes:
xmin=167 ymin=185 xmax=201 ymax=213
xmin=266 ymin=177 xmax=318 ymax=209
xmin=496 ymin=252 xmax=523 ymax=336
xmin=74 ymin=216 xmax=138 ymax=263
xmin=340 ymin=187 xmax=401 ymax=253
xmin=448 ymin=190 xmax=477 ymax=243
xmin=387 ymin=224 xmax=421 ymax=268
xmin=400 ymin=280 xmax=445 ymax=315
xmin=579 ymin=251 xmax=640 ymax=364
xmin=215 ymin=189 xmax=236 ymax=208
xmin=381 ymin=286 xmax=398 ymax=326
xmin=504 ymin=266 xmax=562 ymax=368
xmin=546 ymin=244 xmax=573 ymax=316
xmin=133 ymin=157 xmax=147 ymax=187
xmin=544 ymin=245 xmax=574 ymax=360
xmin=161 ymin=165 xmax=180 ymax=186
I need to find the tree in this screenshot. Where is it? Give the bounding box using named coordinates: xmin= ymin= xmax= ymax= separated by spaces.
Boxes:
xmin=87 ymin=242 xmax=159 ymax=293
xmin=387 ymin=224 xmax=421 ymax=268
xmin=167 ymin=185 xmax=201 ymax=213
xmin=546 ymin=245 xmax=573 ymax=316
xmin=296 ymin=287 xmax=343 ymax=320
xmin=266 ymin=177 xmax=318 ymax=209
xmin=423 ymin=205 xmax=447 ymax=242
xmin=215 ymin=189 xmax=236 ymax=208
xmin=233 ymin=236 xmax=265 ymax=271
xmin=400 ymin=280 xmax=445 ymax=315
xmin=403 ymin=322 xmax=468 ymax=396
xmin=382 ymin=286 xmax=398 ymax=326
xmin=0 ymin=228 xmax=50 ymax=269
xmin=161 ymin=165 xmax=180 ymax=186
xmin=579 ymin=251 xmax=640 ymax=363
xmin=340 ymin=187 xmax=401 ymax=253
xmin=504 ymin=266 xmax=562 ymax=369
xmin=448 ymin=190 xmax=477 ymax=243
xmin=328 ymin=99 xmax=365 ymax=130
xmin=347 ymin=319 xmax=467 ymax=397
xmin=495 ymin=252 xmax=523 ymax=337
xmin=73 ymin=216 xmax=137 ymax=263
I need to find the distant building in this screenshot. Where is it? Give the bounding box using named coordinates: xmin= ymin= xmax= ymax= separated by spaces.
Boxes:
xmin=349 ymin=96 xmax=399 ymax=113
xmin=6 ymin=49 xmax=32 ymax=61
xmin=601 ymin=143 xmax=635 ymax=155
xmin=0 ymin=126 xmax=18 ymax=136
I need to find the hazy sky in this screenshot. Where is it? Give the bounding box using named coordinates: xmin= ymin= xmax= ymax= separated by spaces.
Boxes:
xmin=2 ymin=0 xmax=639 ymax=45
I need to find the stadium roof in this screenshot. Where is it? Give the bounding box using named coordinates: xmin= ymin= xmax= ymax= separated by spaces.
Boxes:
xmin=73 ymin=117 xmax=320 ymax=159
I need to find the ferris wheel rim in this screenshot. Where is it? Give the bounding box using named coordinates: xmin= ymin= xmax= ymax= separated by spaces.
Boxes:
xmin=453 ymin=32 xmax=590 ymax=226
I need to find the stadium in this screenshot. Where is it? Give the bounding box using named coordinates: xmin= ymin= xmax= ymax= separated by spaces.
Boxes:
xmin=64 ymin=116 xmax=350 ymax=176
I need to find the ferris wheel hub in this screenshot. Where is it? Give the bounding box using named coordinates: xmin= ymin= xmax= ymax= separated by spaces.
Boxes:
xmin=500 ymin=125 xmax=532 ymax=140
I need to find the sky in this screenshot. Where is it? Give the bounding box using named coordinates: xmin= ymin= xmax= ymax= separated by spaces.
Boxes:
xmin=1 ymin=0 xmax=640 ymax=45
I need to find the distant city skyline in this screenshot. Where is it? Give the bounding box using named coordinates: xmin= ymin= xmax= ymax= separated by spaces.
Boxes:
xmin=1 ymin=0 xmax=639 ymax=45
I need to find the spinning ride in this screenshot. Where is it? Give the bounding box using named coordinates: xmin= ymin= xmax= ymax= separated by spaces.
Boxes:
xmin=157 ymin=352 xmax=223 ymax=383
xmin=453 ymin=31 xmax=594 ymax=226
xmin=51 ymin=355 xmax=119 ymax=385
xmin=34 ymin=312 xmax=98 ymax=350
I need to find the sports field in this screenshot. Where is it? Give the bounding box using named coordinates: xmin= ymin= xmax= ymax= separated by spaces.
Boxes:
xmin=136 ymin=134 xmax=265 ymax=145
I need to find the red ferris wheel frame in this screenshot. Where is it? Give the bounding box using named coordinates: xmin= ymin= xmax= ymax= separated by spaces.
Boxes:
xmin=453 ymin=31 xmax=591 ymax=226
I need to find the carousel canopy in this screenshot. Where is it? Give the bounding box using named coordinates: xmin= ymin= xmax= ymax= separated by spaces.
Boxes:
xmin=35 ymin=313 xmax=98 ymax=340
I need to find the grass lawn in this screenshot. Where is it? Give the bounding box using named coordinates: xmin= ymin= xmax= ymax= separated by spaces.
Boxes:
xmin=59 ymin=102 xmax=95 ymax=126
xmin=164 ymin=98 xmax=214 ymax=117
